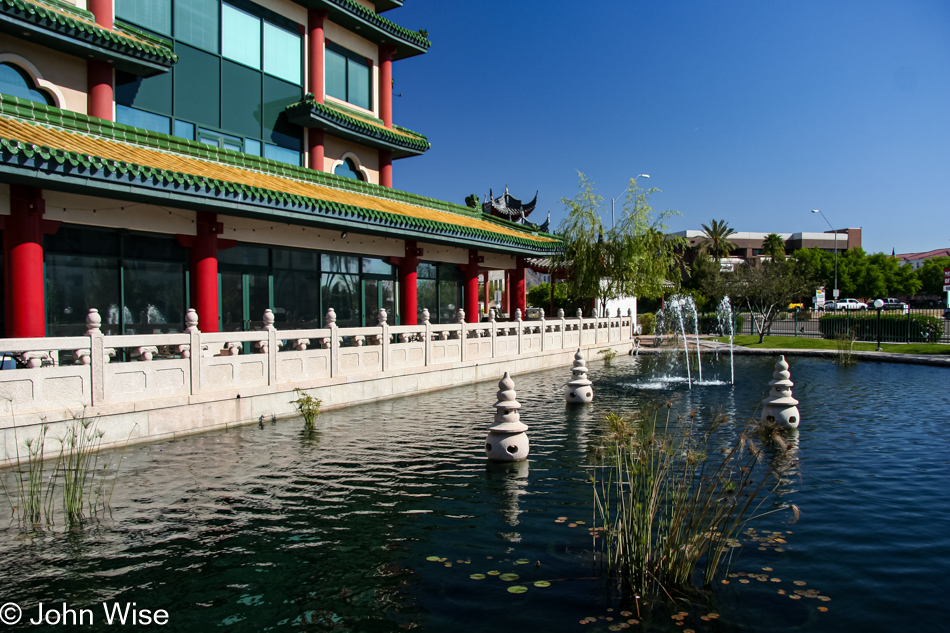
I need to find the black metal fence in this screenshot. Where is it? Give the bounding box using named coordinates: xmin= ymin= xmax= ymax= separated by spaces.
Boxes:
xmin=738 ymin=309 xmax=950 ymax=344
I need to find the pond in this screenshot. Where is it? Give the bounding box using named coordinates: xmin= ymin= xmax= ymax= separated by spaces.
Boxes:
xmin=1 ymin=355 xmax=948 ymax=632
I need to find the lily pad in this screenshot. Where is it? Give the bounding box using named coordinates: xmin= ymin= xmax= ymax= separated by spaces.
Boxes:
xmin=500 ymin=573 xmax=520 ymax=582
xmin=515 ymin=559 xmax=531 ymax=565
xmin=487 ymin=570 xmax=501 ymax=576
xmin=533 ymin=580 xmax=551 ymax=588
xmin=426 ymin=556 xmax=441 ymax=562
xmin=470 ymin=574 xmax=486 ymax=580
xmin=507 ymin=585 xmax=528 ymax=594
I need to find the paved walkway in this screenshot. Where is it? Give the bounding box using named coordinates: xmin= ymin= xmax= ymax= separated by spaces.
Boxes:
xmin=634 ymin=337 xmax=950 ymax=368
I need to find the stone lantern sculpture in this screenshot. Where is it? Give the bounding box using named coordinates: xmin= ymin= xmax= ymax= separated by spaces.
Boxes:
xmin=760 ymin=356 xmax=800 ymax=428
xmin=485 ymin=372 xmax=529 ymax=462
xmin=566 ymin=348 xmax=593 ymax=403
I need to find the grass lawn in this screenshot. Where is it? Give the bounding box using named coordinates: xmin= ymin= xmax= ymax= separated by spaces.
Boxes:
xmin=711 ymin=335 xmax=950 ymax=355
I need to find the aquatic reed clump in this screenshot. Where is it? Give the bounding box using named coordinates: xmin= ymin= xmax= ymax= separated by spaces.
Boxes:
xmin=598 ymin=348 xmax=619 ymax=367
xmin=834 ymin=330 xmax=858 ymax=366
xmin=291 ymin=389 xmax=322 ymax=429
xmin=591 ymin=404 xmax=795 ymax=599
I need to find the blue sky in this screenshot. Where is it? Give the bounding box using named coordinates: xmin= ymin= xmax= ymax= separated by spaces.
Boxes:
xmin=388 ymin=0 xmax=950 ymax=255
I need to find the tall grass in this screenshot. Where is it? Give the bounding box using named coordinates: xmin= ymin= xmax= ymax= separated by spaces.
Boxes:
xmin=834 ymin=330 xmax=858 ymax=366
xmin=291 ymin=389 xmax=322 ymax=429
xmin=591 ymin=403 xmax=797 ymax=600
xmin=2 ymin=410 xmax=128 ymax=530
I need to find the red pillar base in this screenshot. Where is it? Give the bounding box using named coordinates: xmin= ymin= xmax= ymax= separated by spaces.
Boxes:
xmin=463 ymin=249 xmax=483 ymax=320
xmin=177 ymin=212 xmax=235 ymax=333
xmin=512 ymin=258 xmax=527 ymax=317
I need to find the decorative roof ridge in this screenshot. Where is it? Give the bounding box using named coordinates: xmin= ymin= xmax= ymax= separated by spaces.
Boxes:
xmin=0 ymin=95 xmax=555 ymax=241
xmin=286 ymin=96 xmax=430 ymax=150
xmin=324 ymin=0 xmax=430 ymax=49
xmin=0 ymin=0 xmax=177 ymax=64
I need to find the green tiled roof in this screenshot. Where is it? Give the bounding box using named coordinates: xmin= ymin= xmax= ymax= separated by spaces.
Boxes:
xmin=328 ymin=0 xmax=429 ymax=48
xmin=0 ymin=95 xmax=562 ymax=254
xmin=0 ymin=0 xmax=176 ymax=74
xmin=285 ymin=96 xmax=429 ymax=158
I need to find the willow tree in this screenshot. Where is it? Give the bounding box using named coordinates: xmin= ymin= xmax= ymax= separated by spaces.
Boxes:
xmin=555 ymin=173 xmax=684 ymax=316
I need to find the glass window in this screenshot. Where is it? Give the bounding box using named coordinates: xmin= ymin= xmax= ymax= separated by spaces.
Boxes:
xmin=45 ymin=255 xmax=120 ymax=337
xmin=439 ymin=280 xmax=461 ymax=324
xmin=116 ymin=0 xmax=171 ymax=36
xmin=263 ymin=23 xmax=301 ymax=85
xmin=222 ymin=4 xmax=261 ymax=69
xmin=325 ymin=42 xmax=371 ymax=110
xmin=417 ymin=263 xmax=437 ymax=279
xmin=46 ymin=225 xmax=120 ymax=258
xmin=116 ymin=105 xmax=171 ymax=134
xmin=122 ymin=261 xmax=185 ymax=334
xmin=274 ymin=269 xmax=319 ymax=328
xmin=115 ymin=70 xmax=172 ymax=114
xmin=417 ymin=279 xmax=436 ymax=317
xmin=221 ymin=60 xmax=262 ymax=138
xmin=333 ymin=158 xmax=363 ymax=181
xmin=264 ymin=144 xmax=300 ymax=165
xmin=0 ymin=63 xmax=52 ymax=105
xmin=274 ymin=249 xmax=318 ymax=271
xmin=362 ymin=258 xmax=392 ymax=275
xmin=174 ymin=120 xmax=195 ymax=140
xmin=321 ymin=254 xmax=358 ymax=274
xmin=199 ymin=128 xmax=243 ymax=152
xmin=175 ymin=0 xmax=219 ymax=53
xmin=320 ymin=272 xmax=359 ymax=327
xmin=325 ymin=48 xmax=346 ymax=103
xmin=244 ymin=138 xmax=261 ymax=156
xmin=263 ymin=75 xmax=302 ymax=150
xmin=219 ymin=244 xmax=269 ymax=267
xmin=175 ymin=44 xmax=220 ymax=128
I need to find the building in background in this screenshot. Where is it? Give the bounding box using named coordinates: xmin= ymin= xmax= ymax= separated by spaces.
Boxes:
xmin=0 ymin=0 xmax=559 ymax=338
xmin=673 ymin=228 xmax=862 ymax=271
xmin=894 ymin=248 xmax=950 ymax=270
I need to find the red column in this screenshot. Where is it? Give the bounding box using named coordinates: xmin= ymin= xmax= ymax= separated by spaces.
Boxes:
xmin=484 ymin=273 xmax=490 ymax=309
xmin=512 ymin=258 xmax=527 ymax=316
xmin=177 ymin=213 xmax=235 ymax=333
xmin=462 ymin=250 xmax=482 ymax=319
xmin=379 ymin=149 xmax=392 ymax=188
xmin=399 ymin=240 xmax=420 ymax=325
xmin=379 ymin=45 xmax=395 ymax=129
xmin=87 ymin=0 xmax=114 ymax=121
xmin=307 ymin=9 xmax=327 ymax=171
xmin=502 ymin=270 xmax=510 ymax=315
xmin=4 ymin=186 xmax=58 ymax=337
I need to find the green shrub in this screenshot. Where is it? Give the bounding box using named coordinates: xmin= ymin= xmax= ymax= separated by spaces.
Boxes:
xmin=638 ymin=312 xmax=656 ymax=335
xmin=818 ymin=313 xmax=944 ymax=343
xmin=695 ymin=314 xmax=744 ymax=335
xmin=291 ymin=389 xmax=322 ymax=428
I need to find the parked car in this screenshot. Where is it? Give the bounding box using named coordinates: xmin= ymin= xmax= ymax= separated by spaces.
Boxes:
xmin=878 ymin=298 xmax=909 ymax=314
xmin=828 ymin=298 xmax=868 ymax=310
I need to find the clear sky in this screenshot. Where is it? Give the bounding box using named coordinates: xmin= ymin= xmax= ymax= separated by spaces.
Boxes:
xmin=387 ymin=0 xmax=950 ymax=255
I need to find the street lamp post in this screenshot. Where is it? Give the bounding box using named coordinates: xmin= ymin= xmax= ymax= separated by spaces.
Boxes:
xmin=611 ymin=174 xmax=650 ymax=229
xmin=811 ymin=209 xmax=839 ymax=303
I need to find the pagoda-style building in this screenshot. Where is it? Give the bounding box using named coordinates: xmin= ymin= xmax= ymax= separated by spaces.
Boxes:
xmin=0 ymin=0 xmax=560 ymax=338
xmin=483 ymin=187 xmax=550 ymax=233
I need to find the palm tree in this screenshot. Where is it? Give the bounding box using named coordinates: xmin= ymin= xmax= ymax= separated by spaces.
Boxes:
xmin=700 ymin=219 xmax=736 ymax=261
xmin=762 ymin=233 xmax=786 ymax=261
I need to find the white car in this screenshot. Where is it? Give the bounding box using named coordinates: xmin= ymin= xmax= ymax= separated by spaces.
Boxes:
xmin=829 ymin=298 xmax=867 ymax=310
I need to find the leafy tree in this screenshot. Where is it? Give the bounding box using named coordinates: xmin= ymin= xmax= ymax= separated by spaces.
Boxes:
xmin=683 ymin=250 xmax=722 ymax=312
xmin=915 ymin=256 xmax=950 ymax=295
xmin=762 ymin=233 xmax=786 ymax=261
xmin=700 ymin=219 xmax=736 ymax=261
xmin=714 ymin=259 xmax=813 ymax=344
xmin=792 ymin=247 xmax=921 ymax=299
xmin=526 ymin=281 xmax=583 ymax=315
xmin=555 ymin=173 xmax=684 ymax=316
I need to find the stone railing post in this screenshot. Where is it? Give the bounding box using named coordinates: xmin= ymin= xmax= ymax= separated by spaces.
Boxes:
xmin=326 ymin=307 xmax=339 ymax=377
xmin=457 ymin=308 xmax=467 ymax=361
xmin=539 ymin=308 xmax=546 ymax=350
xmin=515 ymin=308 xmax=524 ymax=355
xmin=379 ymin=309 xmax=390 ymax=371
xmin=183 ymin=308 xmax=201 ymax=395
xmin=87 ymin=308 xmax=105 ymax=405
xmin=489 ymin=308 xmax=497 ymax=358
xmin=422 ymin=308 xmax=432 ymax=367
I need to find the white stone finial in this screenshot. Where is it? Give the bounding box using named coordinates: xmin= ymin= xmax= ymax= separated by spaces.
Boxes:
xmin=515 ymin=308 xmax=522 ymax=321
xmin=421 ymin=307 xmax=430 ymax=325
xmin=263 ymin=308 xmax=275 ymax=330
xmin=558 ymin=308 xmax=565 ymax=318
xmin=486 ymin=372 xmax=529 ymax=462
xmin=539 ymin=308 xmax=545 ymax=319
xmin=566 ymin=348 xmax=593 ymax=403
xmin=576 ymin=308 xmax=583 ymax=318
xmin=627 ymin=308 xmax=633 ymax=317
xmin=489 ymin=308 xmax=496 ymax=322
xmin=378 ymin=308 xmax=388 ymax=325
xmin=85 ymin=308 xmax=101 ymax=334
xmin=325 ymin=307 xmax=337 ymax=327
xmin=456 ymin=308 xmax=466 ymax=324
xmin=616 ymin=308 xmax=622 ymax=317
xmin=760 ymin=355 xmax=800 ymax=428
xmin=184 ymin=308 xmax=199 ymax=332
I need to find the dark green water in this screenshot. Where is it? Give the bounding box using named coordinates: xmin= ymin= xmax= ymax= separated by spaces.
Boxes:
xmin=1 ymin=355 xmax=948 ymax=632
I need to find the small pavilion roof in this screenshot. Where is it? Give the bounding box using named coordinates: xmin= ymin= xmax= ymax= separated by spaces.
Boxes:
xmin=0 ymin=95 xmax=561 ymax=255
